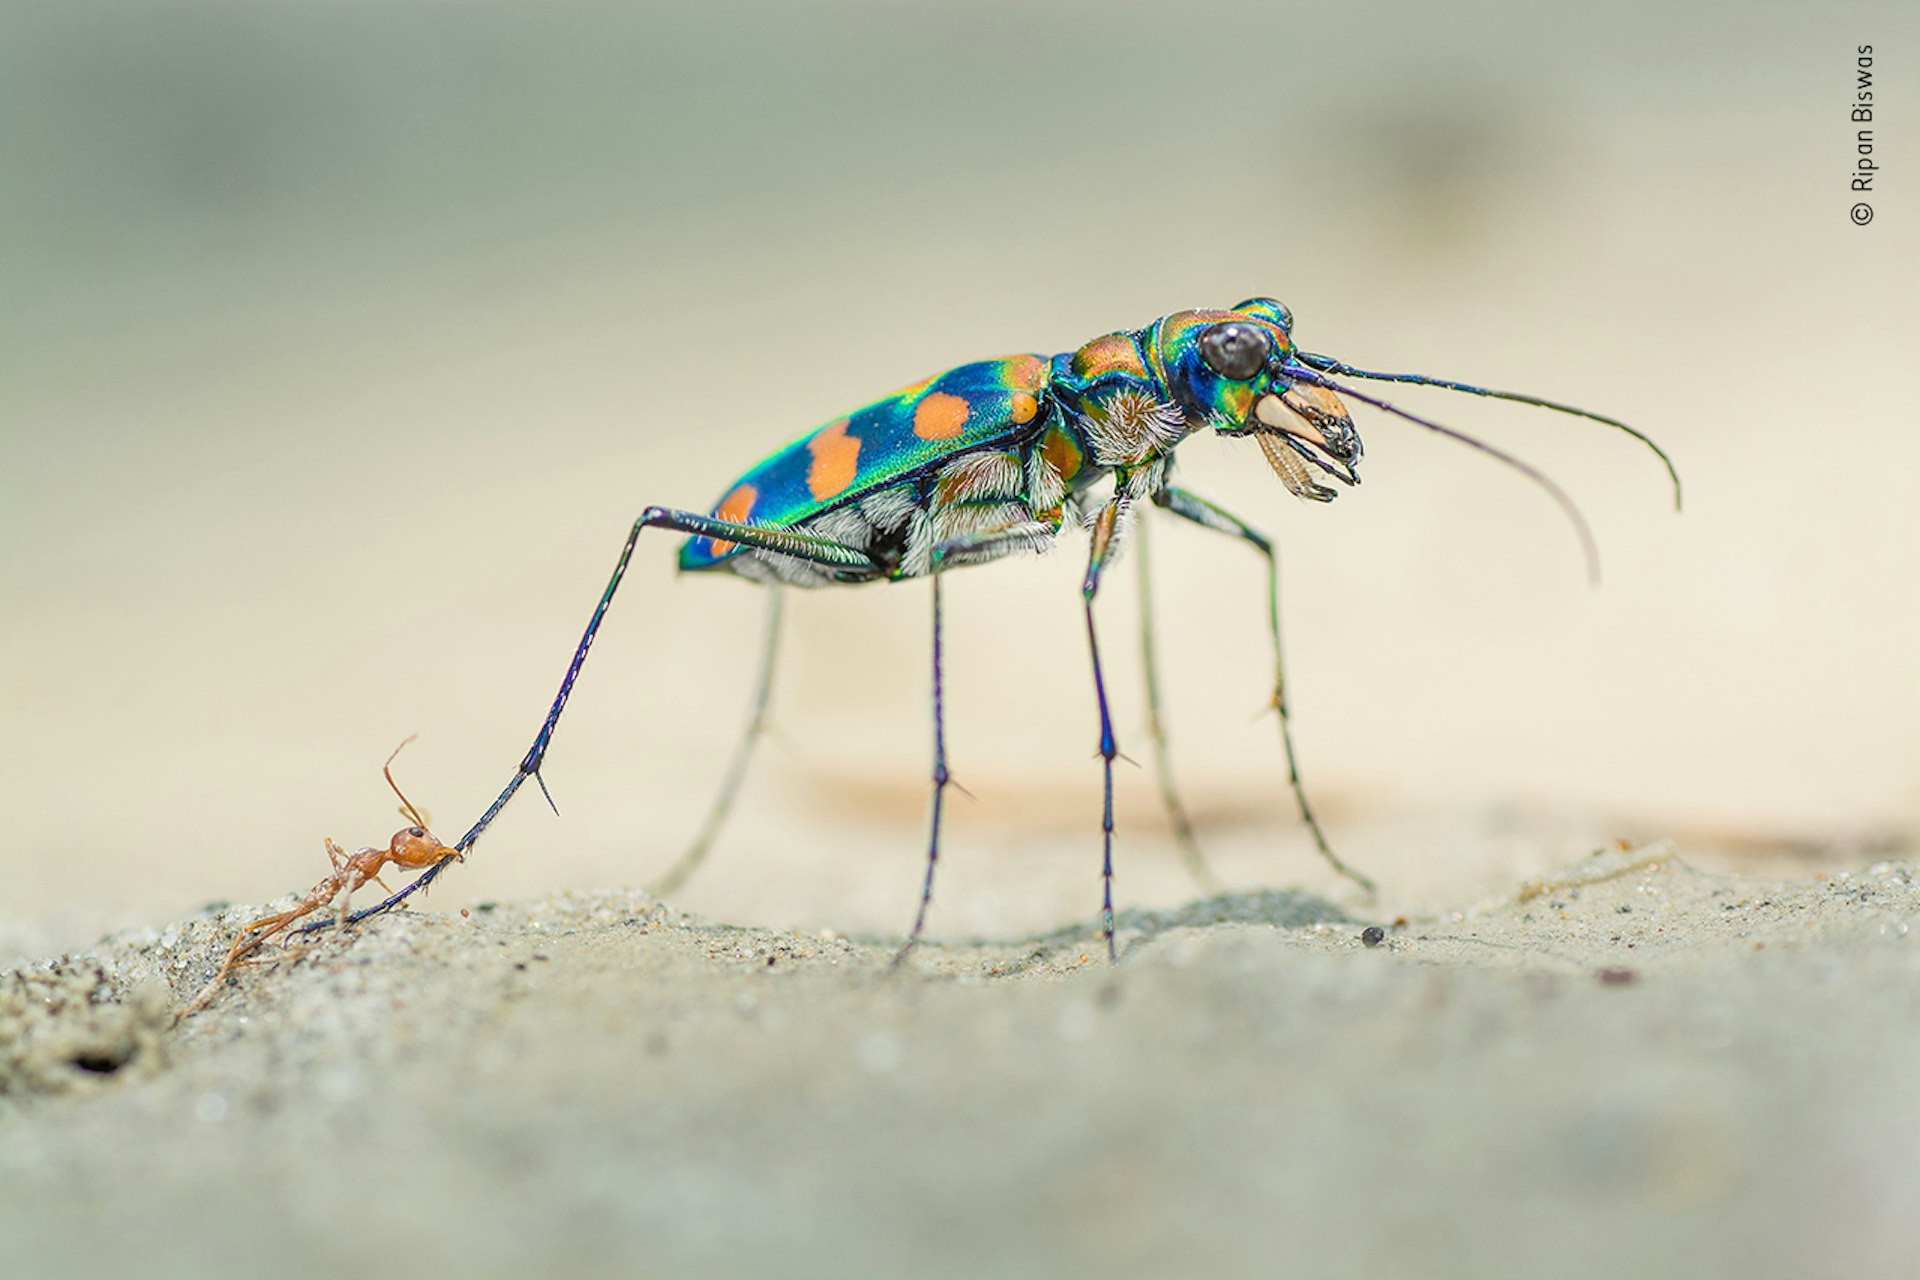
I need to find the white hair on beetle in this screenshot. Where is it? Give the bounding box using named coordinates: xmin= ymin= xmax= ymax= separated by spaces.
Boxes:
xmin=860 ymin=484 xmax=918 ymax=533
xmin=808 ymin=505 xmax=874 ymax=551
xmin=1080 ymin=389 xmax=1185 ymax=467
xmin=933 ymin=450 xmax=1023 ymax=505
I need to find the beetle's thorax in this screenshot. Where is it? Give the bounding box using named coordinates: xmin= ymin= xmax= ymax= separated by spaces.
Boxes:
xmin=1054 ymin=328 xmax=1194 ymax=469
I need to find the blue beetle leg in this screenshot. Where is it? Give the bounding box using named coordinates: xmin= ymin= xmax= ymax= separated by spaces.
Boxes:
xmin=1133 ymin=517 xmax=1222 ymax=896
xmin=894 ymin=571 xmax=952 ymax=968
xmin=648 ymin=586 xmax=785 ymax=899
xmin=472 ymin=508 xmax=871 ymax=847
xmin=486 ymin=508 xmax=874 ymax=854
xmin=1150 ymin=486 xmax=1376 ymax=898
xmin=301 ymin=510 xmax=877 ymax=936
xmin=1083 ymin=499 xmax=1132 ymax=963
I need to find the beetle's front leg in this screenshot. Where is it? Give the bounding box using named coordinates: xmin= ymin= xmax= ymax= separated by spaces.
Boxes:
xmin=1149 ymin=485 xmax=1374 ymax=896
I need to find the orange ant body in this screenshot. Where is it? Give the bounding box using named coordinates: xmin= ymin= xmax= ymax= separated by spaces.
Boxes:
xmin=175 ymin=739 xmax=461 ymax=1020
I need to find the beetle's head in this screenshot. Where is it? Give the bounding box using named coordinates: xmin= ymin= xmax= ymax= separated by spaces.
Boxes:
xmin=1152 ymin=298 xmax=1363 ymax=503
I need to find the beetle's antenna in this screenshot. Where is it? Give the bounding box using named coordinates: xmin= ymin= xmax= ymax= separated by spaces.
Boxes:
xmin=382 ymin=734 xmax=429 ymax=829
xmin=1291 ymin=368 xmax=1603 ymax=586
xmin=1294 ymin=352 xmax=1681 ymax=512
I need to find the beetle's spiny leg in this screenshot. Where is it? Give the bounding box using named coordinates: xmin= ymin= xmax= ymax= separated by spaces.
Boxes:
xmin=1083 ymin=501 xmax=1129 ymax=963
xmin=1151 ymin=485 xmax=1377 ymax=897
xmin=305 ymin=509 xmax=878 ymax=937
xmin=894 ymin=571 xmax=951 ymax=969
xmin=894 ymin=519 xmax=1066 ymax=967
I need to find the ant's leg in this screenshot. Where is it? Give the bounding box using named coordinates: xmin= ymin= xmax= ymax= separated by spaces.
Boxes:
xmin=649 ymin=587 xmax=785 ymax=898
xmin=1133 ymin=518 xmax=1220 ymax=894
xmin=316 ymin=510 xmax=878 ymax=932
xmin=1150 ymin=486 xmax=1374 ymax=896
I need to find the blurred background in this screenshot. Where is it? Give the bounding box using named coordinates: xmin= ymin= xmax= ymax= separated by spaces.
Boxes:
xmin=2 ymin=0 xmax=1914 ymax=960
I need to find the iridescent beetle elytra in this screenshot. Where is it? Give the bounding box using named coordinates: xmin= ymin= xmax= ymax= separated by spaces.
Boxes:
xmin=327 ymin=298 xmax=1679 ymax=962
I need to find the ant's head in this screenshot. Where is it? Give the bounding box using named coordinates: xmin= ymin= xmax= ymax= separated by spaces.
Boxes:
xmin=381 ymin=736 xmax=463 ymax=870
xmin=387 ymin=822 xmax=461 ymax=871
xmin=1151 ymin=298 xmax=1364 ymax=502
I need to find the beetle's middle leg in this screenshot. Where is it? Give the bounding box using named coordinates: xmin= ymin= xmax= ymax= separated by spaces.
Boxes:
xmin=894 ymin=517 xmax=1063 ymax=967
xmin=648 ymin=586 xmax=785 ymax=898
xmin=1150 ymin=485 xmax=1376 ymax=896
xmin=1082 ymin=498 xmax=1136 ymax=963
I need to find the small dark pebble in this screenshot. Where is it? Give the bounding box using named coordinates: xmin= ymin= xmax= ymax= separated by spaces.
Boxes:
xmin=766 ymin=955 xmax=777 ymax=967
xmin=1597 ymin=967 xmax=1637 ymax=986
xmin=1360 ymin=926 xmax=1386 ymax=948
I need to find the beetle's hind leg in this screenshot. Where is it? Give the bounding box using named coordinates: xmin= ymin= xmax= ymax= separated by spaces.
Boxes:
xmin=314 ymin=508 xmax=880 ymax=933
xmin=649 ymin=587 xmax=785 ymax=898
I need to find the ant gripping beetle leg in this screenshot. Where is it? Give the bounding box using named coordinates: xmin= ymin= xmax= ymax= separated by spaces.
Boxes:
xmin=179 ymin=738 xmax=460 ymax=1019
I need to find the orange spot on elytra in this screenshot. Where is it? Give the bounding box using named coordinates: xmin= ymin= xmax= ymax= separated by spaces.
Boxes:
xmin=707 ymin=483 xmax=758 ymax=557
xmin=913 ymin=392 xmax=971 ymax=441
xmin=717 ymin=484 xmax=756 ymax=523
xmin=1009 ymin=393 xmax=1038 ymax=425
xmin=806 ymin=418 xmax=860 ymax=501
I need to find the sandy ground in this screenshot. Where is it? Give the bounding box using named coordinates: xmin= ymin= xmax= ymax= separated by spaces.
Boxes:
xmin=3 ymin=840 xmax=1915 ymax=1280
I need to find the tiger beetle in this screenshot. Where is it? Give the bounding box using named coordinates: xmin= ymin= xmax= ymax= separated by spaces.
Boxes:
xmin=316 ymin=298 xmax=1680 ymax=963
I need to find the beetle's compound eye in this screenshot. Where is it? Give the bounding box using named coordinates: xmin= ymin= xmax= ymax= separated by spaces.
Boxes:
xmin=1199 ymin=322 xmax=1272 ymax=381
xmin=408 ymin=826 xmax=425 ymax=839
